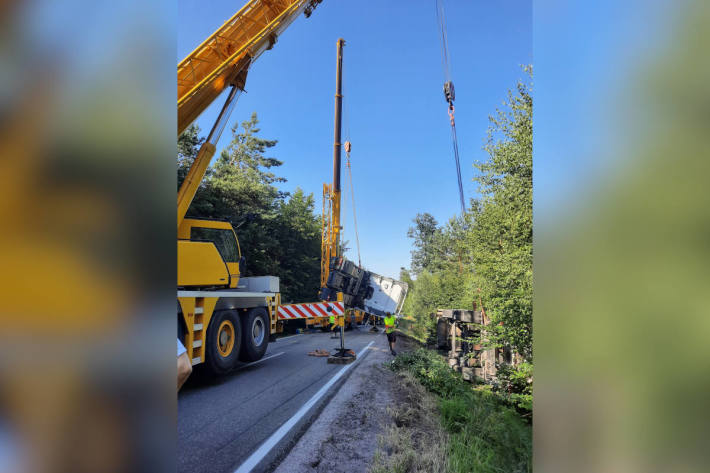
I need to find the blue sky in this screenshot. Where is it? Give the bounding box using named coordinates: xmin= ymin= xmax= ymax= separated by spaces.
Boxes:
xmin=178 ymin=0 xmax=531 ymax=278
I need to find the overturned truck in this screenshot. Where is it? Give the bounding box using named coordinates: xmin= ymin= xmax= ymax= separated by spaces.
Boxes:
xmin=435 ymin=308 xmax=513 ymax=383
xmin=275 ymin=258 xmax=407 ymax=329
xmin=319 ymin=257 xmax=408 ymax=316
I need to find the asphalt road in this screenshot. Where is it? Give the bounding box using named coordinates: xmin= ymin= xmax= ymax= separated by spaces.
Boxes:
xmin=178 ymin=327 xmax=386 ymax=473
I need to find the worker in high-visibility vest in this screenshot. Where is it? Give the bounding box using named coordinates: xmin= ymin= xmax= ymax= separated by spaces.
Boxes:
xmin=384 ymin=313 xmax=397 ymax=355
xmin=324 ymin=303 xmax=335 ymax=331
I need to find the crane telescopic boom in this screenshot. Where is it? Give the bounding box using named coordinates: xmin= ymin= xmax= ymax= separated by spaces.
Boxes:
xmin=321 ymin=38 xmax=345 ymax=288
xmin=178 ymin=0 xmax=319 ymax=135
xmin=177 ymin=0 xmax=321 ymax=228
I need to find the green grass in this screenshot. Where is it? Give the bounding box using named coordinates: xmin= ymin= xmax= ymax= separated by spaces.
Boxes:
xmin=390 ymin=349 xmax=532 ymax=473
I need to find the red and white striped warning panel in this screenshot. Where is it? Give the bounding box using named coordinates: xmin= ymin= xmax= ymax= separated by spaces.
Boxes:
xmin=278 ymin=301 xmax=344 ymax=320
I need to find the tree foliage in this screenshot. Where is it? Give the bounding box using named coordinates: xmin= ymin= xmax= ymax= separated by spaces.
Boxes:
xmin=177 ymin=124 xmax=204 ymax=188
xmin=177 ymin=113 xmax=322 ymax=303
xmin=271 ymin=188 xmax=321 ymax=303
xmin=470 ymin=66 xmax=532 ymax=359
xmin=402 ymin=68 xmax=533 ymax=360
xmin=407 ymin=213 xmax=442 ymax=275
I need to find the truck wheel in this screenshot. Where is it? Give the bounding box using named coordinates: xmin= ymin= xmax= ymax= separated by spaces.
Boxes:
xmin=239 ymin=307 xmax=270 ymax=362
xmin=459 ymin=310 xmax=473 ymax=323
xmin=472 ymin=310 xmax=483 ymax=324
xmin=436 ymin=318 xmax=449 ymax=349
xmin=206 ymin=311 xmax=242 ymax=375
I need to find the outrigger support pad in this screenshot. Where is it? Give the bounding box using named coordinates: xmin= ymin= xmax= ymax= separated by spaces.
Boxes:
xmin=327 ymin=348 xmax=356 ymax=365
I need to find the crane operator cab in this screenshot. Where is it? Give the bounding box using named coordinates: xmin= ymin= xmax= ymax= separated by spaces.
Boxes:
xmin=177 ymin=218 xmax=246 ymax=289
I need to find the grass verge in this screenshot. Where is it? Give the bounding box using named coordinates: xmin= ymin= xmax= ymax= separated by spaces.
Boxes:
xmin=369 ymin=371 xmax=449 ymax=473
xmin=390 ymin=348 xmax=532 ymax=473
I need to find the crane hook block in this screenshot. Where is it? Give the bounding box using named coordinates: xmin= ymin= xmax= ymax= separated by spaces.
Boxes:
xmin=344 ymin=141 xmax=351 ymax=153
xmin=444 ymin=81 xmax=455 ymax=104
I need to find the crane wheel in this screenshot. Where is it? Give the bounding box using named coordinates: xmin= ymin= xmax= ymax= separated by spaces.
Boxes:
xmin=206 ymin=311 xmax=242 ymax=375
xmin=239 ymin=307 xmax=270 ymax=362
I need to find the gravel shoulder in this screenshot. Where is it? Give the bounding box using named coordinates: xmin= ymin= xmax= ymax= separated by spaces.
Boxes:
xmin=272 ymin=330 xmax=419 ymax=473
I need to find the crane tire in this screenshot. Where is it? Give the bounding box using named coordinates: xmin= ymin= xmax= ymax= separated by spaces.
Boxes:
xmin=239 ymin=307 xmax=270 ymax=362
xmin=205 ymin=310 xmax=242 ymax=375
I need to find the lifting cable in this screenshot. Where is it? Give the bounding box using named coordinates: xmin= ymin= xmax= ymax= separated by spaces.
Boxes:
xmin=436 ymin=0 xmax=466 ymax=215
xmin=342 ymin=77 xmax=362 ymax=267
xmin=344 ymin=142 xmax=362 ymax=267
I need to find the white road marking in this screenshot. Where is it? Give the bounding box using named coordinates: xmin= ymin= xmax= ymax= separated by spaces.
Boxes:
xmin=274 ymin=334 xmax=301 ymax=341
xmin=234 ymin=352 xmax=284 ymax=371
xmin=233 ymin=340 xmax=375 ymax=473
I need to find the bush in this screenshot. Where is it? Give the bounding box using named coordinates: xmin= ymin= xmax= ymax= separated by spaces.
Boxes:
xmin=391 ymin=349 xmax=467 ymax=399
xmin=494 ymin=362 xmax=533 ymax=415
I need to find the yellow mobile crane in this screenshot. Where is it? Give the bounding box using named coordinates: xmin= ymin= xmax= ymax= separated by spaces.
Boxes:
xmin=177 ymin=0 xmax=324 ymax=375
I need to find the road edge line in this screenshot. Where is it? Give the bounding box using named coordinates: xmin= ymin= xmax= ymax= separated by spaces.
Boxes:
xmin=235 ymin=352 xmax=285 ymax=371
xmin=274 ymin=334 xmax=300 ymax=341
xmin=233 ymin=340 xmax=375 ymax=473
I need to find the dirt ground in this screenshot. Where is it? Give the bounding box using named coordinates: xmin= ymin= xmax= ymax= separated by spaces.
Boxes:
xmin=271 ymin=331 xmax=424 ymax=473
